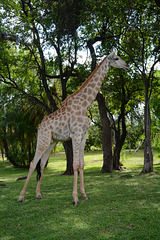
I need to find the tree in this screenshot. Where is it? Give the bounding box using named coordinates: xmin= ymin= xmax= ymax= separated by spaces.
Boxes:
xmin=0 ymin=31 xmax=18 ymax=42
xmin=150 ymin=71 xmax=160 ymax=150
xmin=125 ymin=103 xmax=144 ymax=151
xmin=84 ymin=0 xmax=160 ymax=172
xmin=0 ymin=57 xmax=46 ymax=167
xmin=120 ymin=1 xmax=160 ymax=172
xmin=0 ymin=95 xmax=42 ymax=167
xmin=82 ymin=0 xmax=134 ymax=171
xmin=0 ymin=0 xmax=85 ymax=173
xmin=0 ymin=0 xmax=159 ymax=174
xmin=101 ymin=68 xmax=143 ymax=169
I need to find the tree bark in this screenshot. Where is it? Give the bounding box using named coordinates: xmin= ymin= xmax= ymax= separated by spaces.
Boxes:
xmin=113 ymin=103 xmax=127 ymax=170
xmin=141 ymin=86 xmax=153 ymax=172
xmin=96 ymin=93 xmax=113 ymax=172
xmin=2 ymin=138 xmax=18 ymax=167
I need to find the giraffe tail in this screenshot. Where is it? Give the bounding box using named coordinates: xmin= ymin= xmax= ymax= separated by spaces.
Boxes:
xmin=36 ymin=159 xmax=41 ymax=181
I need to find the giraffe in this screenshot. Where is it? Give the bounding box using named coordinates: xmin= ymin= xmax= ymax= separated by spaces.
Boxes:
xmin=18 ymin=50 xmax=129 ymax=205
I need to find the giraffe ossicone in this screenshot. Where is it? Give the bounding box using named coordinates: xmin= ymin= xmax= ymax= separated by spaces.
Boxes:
xmin=18 ymin=50 xmax=129 ymax=205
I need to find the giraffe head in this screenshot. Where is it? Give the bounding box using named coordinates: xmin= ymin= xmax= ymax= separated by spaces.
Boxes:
xmin=107 ymin=51 xmax=130 ymax=70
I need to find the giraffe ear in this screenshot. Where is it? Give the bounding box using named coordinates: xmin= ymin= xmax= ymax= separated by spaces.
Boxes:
xmin=108 ymin=51 xmax=115 ymax=59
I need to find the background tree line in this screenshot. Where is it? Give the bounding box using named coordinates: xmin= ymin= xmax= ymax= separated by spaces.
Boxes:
xmin=0 ymin=0 xmax=159 ymax=173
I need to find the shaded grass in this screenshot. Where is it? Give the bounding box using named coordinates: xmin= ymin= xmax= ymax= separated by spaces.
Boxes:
xmin=0 ymin=150 xmax=160 ymax=240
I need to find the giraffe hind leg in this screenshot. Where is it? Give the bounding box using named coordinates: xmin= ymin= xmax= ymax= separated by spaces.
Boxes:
xmin=18 ymin=131 xmax=52 ymax=202
xmin=35 ymin=142 xmax=56 ymax=200
xmin=36 ymin=159 xmax=42 ymax=181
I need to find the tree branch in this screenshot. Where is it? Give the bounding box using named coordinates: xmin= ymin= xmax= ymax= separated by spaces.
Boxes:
xmin=20 ymin=0 xmax=58 ymax=112
xmin=88 ymin=109 xmax=102 ymax=130
xmin=148 ymin=56 xmax=160 ymax=99
xmin=0 ymin=32 xmax=18 ymax=43
xmin=154 ymin=0 xmax=160 ymax=7
xmin=0 ymin=74 xmax=52 ymax=113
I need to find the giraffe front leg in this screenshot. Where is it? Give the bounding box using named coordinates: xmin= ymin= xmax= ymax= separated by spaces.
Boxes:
xmin=79 ymin=130 xmax=89 ymax=201
xmin=72 ymin=137 xmax=81 ymax=205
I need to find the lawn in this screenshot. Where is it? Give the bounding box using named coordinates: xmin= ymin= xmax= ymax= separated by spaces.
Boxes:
xmin=0 ymin=150 xmax=160 ymax=240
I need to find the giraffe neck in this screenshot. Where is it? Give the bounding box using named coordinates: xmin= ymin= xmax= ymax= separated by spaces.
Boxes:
xmin=73 ymin=56 xmax=110 ymax=109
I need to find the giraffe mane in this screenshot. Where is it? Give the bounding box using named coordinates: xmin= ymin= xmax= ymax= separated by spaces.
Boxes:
xmin=62 ymin=56 xmax=107 ymax=105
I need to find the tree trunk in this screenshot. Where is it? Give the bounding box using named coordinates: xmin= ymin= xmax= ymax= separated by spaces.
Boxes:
xmin=2 ymin=138 xmax=18 ymax=167
xmin=1 ymin=147 xmax=4 ymax=161
xmin=113 ymin=103 xmax=127 ymax=170
xmin=96 ymin=93 xmax=113 ymax=173
xmin=141 ymin=90 xmax=153 ymax=172
xmin=62 ymin=140 xmax=74 ymax=175
xmin=113 ymin=146 xmax=121 ymax=170
xmin=87 ymin=38 xmax=113 ymax=173
xmin=113 ymin=139 xmax=126 ymax=170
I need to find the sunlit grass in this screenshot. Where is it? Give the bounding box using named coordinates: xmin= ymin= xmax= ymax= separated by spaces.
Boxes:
xmin=121 ymin=149 xmax=160 ymax=172
xmin=0 ymin=150 xmax=160 ymax=240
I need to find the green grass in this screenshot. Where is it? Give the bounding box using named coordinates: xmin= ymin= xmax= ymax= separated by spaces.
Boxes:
xmin=0 ymin=150 xmax=160 ymax=240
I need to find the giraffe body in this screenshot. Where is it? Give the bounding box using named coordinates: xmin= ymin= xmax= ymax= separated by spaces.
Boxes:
xmin=18 ymin=51 xmax=129 ymax=204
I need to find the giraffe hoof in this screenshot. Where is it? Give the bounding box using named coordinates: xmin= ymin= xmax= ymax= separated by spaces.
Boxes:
xmin=72 ymin=201 xmax=79 ymax=205
xmin=82 ymin=196 xmax=89 ymax=200
xmin=37 ymin=193 xmax=42 ymax=199
xmin=18 ymin=196 xmax=24 ymax=202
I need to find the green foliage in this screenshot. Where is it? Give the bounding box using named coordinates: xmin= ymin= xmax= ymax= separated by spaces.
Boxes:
xmin=150 ymin=88 xmax=160 ymax=150
xmin=0 ymin=106 xmax=35 ymax=166
xmin=86 ymin=102 xmax=102 ymax=151
xmin=86 ymin=125 xmax=102 ymax=151
xmin=125 ymin=103 xmax=145 ymax=149
xmin=0 ymin=93 xmax=44 ymax=166
xmin=0 ymin=150 xmax=160 ymax=239
xmin=0 ymin=0 xmax=160 ymax=168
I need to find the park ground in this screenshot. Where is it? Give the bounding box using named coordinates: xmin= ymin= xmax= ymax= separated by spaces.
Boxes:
xmin=0 ymin=150 xmax=160 ymax=240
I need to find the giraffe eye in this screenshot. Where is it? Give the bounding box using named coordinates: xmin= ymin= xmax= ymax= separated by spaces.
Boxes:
xmin=114 ymin=58 xmax=119 ymax=60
